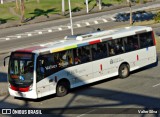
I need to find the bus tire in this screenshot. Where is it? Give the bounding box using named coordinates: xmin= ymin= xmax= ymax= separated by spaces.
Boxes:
xmin=119 ymin=64 xmax=129 ymax=79
xmin=56 ymin=81 xmax=69 ymax=97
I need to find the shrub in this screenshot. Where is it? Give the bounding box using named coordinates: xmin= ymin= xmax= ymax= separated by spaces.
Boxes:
xmin=154 ymin=12 xmax=160 ymax=23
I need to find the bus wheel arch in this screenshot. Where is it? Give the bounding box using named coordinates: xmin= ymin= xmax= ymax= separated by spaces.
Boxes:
xmin=118 ymin=62 xmax=130 ymax=79
xmin=56 ymin=78 xmax=70 ymax=97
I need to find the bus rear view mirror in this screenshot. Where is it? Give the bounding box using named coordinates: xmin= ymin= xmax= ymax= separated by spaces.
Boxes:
xmin=4 ymin=56 xmax=10 ymax=67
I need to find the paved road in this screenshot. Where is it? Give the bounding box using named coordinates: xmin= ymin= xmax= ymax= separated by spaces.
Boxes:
xmin=0 ymin=60 xmax=160 ymax=117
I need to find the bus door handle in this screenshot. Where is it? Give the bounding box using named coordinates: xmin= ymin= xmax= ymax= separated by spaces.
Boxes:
xmin=49 ymin=79 xmax=53 ymax=82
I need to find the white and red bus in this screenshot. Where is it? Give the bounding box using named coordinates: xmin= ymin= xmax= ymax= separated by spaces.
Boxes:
xmin=4 ymin=26 xmax=157 ymax=99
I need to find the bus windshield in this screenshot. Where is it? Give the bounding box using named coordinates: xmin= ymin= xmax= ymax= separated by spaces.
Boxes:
xmin=9 ymin=53 xmax=34 ymax=87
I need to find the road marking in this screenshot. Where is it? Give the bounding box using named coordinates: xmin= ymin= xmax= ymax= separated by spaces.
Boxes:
xmin=17 ymin=36 xmax=21 ymax=38
xmin=76 ymin=109 xmax=96 ymax=117
xmin=48 ymin=29 xmax=52 ymax=32
xmin=103 ymin=19 xmax=108 ymax=22
xmin=111 ymin=17 xmax=116 ymax=21
xmin=28 ymin=33 xmax=32 ymax=36
xmin=152 ymin=83 xmax=160 ymax=87
xmin=6 ymin=38 xmax=10 ymax=40
xmin=94 ymin=21 xmax=99 ymax=24
xmin=38 ymin=32 xmax=42 ymax=34
xmin=68 ymin=26 xmax=71 ymax=29
xmin=77 ymin=24 xmax=81 ymax=27
xmin=85 ymin=22 xmax=90 ymax=26
xmin=58 ymin=28 xmax=62 ymax=31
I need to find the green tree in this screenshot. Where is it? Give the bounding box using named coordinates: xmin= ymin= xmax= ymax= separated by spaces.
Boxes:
xmin=20 ymin=0 xmax=25 ymax=23
xmin=15 ymin=0 xmax=25 ymax=23
xmin=154 ymin=12 xmax=160 ymax=23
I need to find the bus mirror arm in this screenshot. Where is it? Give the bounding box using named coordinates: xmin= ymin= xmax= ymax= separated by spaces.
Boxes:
xmin=4 ymin=56 xmax=10 ymax=67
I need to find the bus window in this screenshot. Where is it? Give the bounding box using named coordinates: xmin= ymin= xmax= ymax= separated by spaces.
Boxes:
xmin=114 ymin=39 xmax=124 ymax=54
xmin=95 ymin=43 xmax=108 ymax=60
xmin=124 ymin=35 xmax=139 ymax=52
xmin=37 ymin=58 xmax=45 ymax=82
xmin=108 ymin=41 xmax=115 ymax=56
xmin=67 ymin=50 xmax=74 ymax=66
xmin=58 ymin=51 xmax=67 ymax=68
xmin=80 ymin=46 xmax=91 ymax=63
xmin=139 ymin=32 xmax=154 ymax=48
xmin=91 ymin=44 xmax=98 ymax=60
xmin=108 ymin=39 xmax=125 ymax=56
xmin=73 ymin=48 xmax=81 ymax=65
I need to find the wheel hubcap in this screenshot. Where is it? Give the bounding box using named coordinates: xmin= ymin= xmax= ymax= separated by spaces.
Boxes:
xmin=121 ymin=66 xmax=128 ymax=76
xmin=59 ymin=86 xmax=65 ymax=93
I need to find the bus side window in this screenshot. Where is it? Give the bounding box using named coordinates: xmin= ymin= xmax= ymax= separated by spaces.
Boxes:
xmin=59 ymin=51 xmax=70 ymax=68
xmin=124 ymin=35 xmax=139 ymax=52
xmin=73 ymin=48 xmax=81 ymax=65
xmin=37 ymin=58 xmax=45 ymax=82
xmin=81 ymin=46 xmax=91 ymax=63
xmin=68 ymin=50 xmax=74 ymax=66
xmin=108 ymin=41 xmax=115 ymax=56
xmin=139 ymin=32 xmax=153 ymax=48
xmin=114 ymin=39 xmax=124 ymax=54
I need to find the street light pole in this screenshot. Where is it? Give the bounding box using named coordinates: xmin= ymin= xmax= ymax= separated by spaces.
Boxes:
xmin=62 ymin=0 xmax=65 ymax=15
xmin=1 ymin=0 xmax=3 ymax=4
xmin=127 ymin=0 xmax=132 ymax=25
xmin=86 ymin=0 xmax=89 ymax=13
xmin=99 ymin=0 xmax=102 ymax=10
xmin=68 ymin=0 xmax=74 ymax=35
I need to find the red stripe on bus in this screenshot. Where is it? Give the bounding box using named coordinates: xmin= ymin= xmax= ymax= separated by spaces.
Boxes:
xmin=89 ymin=40 xmax=100 ymax=45
xmin=11 ymin=85 xmax=29 ymax=92
xmin=100 ymin=64 xmax=103 ymax=71
xmin=137 ymin=55 xmax=139 ymax=61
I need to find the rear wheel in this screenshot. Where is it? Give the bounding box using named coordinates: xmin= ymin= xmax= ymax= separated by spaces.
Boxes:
xmin=56 ymin=82 xmax=69 ymax=97
xmin=119 ymin=64 xmax=129 ymax=79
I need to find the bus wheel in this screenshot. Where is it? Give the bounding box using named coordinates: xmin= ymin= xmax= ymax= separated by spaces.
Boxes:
xmin=119 ymin=64 xmax=129 ymax=78
xmin=56 ymin=82 xmax=69 ymax=97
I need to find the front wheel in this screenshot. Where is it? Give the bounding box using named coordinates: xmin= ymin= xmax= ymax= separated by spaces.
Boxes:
xmin=56 ymin=82 xmax=69 ymax=97
xmin=119 ymin=64 xmax=130 ymax=79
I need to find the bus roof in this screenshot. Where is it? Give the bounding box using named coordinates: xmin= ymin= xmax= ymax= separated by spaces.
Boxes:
xmin=15 ymin=26 xmax=152 ymax=55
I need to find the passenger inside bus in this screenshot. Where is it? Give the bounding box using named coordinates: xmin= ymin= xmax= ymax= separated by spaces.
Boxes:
xmin=110 ymin=48 xmax=115 ymax=56
xmin=81 ymin=47 xmax=90 ymax=63
xmin=74 ymin=55 xmax=81 ymax=64
xmin=59 ymin=51 xmax=69 ymax=67
xmin=24 ymin=61 xmax=33 ymax=73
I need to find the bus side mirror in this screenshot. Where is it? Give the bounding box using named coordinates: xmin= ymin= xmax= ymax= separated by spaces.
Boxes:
xmin=4 ymin=56 xmax=10 ymax=67
xmin=4 ymin=61 xmax=5 ymax=67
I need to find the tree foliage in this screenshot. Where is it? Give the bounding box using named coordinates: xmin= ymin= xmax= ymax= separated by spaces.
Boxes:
xmin=154 ymin=12 xmax=160 ymax=23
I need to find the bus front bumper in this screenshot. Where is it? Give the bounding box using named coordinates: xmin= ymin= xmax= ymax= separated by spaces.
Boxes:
xmin=9 ymin=88 xmax=38 ymax=99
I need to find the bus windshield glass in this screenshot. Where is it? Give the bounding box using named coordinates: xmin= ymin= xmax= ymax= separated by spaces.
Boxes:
xmin=9 ymin=53 xmax=34 ymax=87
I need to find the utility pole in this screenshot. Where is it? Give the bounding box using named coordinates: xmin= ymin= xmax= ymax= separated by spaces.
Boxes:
xmin=68 ymin=0 xmax=73 ymax=35
xmin=127 ymin=0 xmax=132 ymax=25
xmin=99 ymin=0 xmax=102 ymax=10
xmin=62 ymin=0 xmax=65 ymax=15
xmin=20 ymin=0 xmax=25 ymax=23
xmin=86 ymin=0 xmax=89 ymax=13
xmin=1 ymin=0 xmax=3 ymax=4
